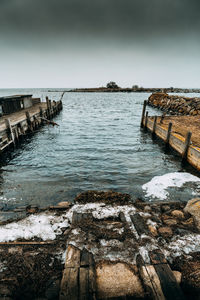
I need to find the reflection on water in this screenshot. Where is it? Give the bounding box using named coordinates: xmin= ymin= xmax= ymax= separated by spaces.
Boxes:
xmin=0 ymin=89 xmax=200 ymax=209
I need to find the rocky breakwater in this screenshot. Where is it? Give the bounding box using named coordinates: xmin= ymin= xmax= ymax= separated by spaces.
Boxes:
xmin=148 ymin=92 xmax=200 ymax=115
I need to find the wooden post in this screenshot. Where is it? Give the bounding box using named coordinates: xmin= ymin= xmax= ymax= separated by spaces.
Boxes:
xmin=182 ymin=131 xmax=192 ymax=161
xmin=5 ymin=118 xmax=15 ymax=146
xmin=141 ymin=100 xmax=147 ymax=128
xmin=26 ymin=111 xmax=33 ymax=132
xmin=39 ymin=106 xmax=43 ymax=117
xmin=144 ymin=111 xmax=148 ymax=128
xmin=165 ymin=122 xmax=172 ymax=145
xmin=46 ymin=96 xmax=50 ymax=119
xmin=152 ymin=116 xmax=157 ymax=135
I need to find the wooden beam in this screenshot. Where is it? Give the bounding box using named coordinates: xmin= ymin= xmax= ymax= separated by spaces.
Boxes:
xmin=141 ymin=100 xmax=147 ymax=128
xmin=144 ymin=111 xmax=149 ymax=128
xmin=165 ymin=122 xmax=172 ymax=145
xmin=154 ymin=264 xmax=185 ymax=300
xmin=182 ymin=131 xmax=192 ymax=161
xmin=130 ymin=213 xmax=150 ymax=236
xmin=5 ymin=118 xmax=15 ymax=146
xmin=136 ymin=254 xmax=165 ymax=300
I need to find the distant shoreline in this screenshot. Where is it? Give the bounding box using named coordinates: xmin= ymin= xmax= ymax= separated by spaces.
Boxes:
xmin=67 ymin=87 xmax=200 ymax=93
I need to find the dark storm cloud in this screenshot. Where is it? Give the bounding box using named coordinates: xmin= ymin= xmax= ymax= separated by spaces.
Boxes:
xmin=0 ymin=0 xmax=200 ymax=41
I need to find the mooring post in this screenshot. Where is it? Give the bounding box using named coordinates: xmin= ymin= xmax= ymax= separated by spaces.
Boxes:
xmin=144 ymin=111 xmax=148 ymax=129
xmin=5 ymin=118 xmax=15 ymax=146
xmin=152 ymin=116 xmax=157 ymax=135
xmin=166 ymin=122 xmax=172 ymax=145
xmin=182 ymin=131 xmax=192 ymax=161
xmin=49 ymin=100 xmax=52 ymax=119
xmin=141 ymin=100 xmax=147 ymax=128
xmin=46 ymin=96 xmax=50 ymax=119
xmin=26 ymin=111 xmax=33 ymax=132
xmin=39 ymin=106 xmax=43 ymax=117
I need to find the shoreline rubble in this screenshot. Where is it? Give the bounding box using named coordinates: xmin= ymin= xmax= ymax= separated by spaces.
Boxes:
xmin=0 ymin=191 xmax=199 ymax=299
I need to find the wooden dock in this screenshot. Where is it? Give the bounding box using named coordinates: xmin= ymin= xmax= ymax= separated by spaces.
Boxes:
xmin=0 ymin=97 xmax=62 ymax=154
xmin=141 ymin=100 xmax=200 ymax=172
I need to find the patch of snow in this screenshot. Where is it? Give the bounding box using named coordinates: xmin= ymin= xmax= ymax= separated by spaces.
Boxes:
xmin=165 ymin=234 xmax=200 ymax=257
xmin=139 ymin=212 xmax=151 ymax=218
xmin=100 ymin=239 xmax=123 ymax=248
xmin=0 ymin=212 xmax=70 ymax=242
xmin=65 ymin=203 xmax=136 ymax=221
xmin=142 ymin=172 xmax=200 ymax=200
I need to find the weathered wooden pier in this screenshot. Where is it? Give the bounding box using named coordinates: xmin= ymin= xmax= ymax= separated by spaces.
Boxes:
xmin=141 ymin=100 xmax=200 ymax=172
xmin=0 ymin=96 xmax=63 ymax=154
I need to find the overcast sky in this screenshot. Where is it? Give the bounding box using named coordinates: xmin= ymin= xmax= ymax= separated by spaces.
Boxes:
xmin=0 ymin=0 xmax=199 ymax=88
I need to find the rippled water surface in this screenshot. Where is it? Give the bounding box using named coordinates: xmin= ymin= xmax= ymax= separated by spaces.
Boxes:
xmin=0 ymin=89 xmax=200 ymax=209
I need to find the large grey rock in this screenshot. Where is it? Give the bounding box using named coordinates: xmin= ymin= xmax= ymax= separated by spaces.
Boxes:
xmin=184 ymin=198 xmax=200 ymax=230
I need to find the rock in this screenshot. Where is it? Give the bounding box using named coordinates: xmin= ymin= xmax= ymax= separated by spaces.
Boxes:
xmin=184 ymin=198 xmax=200 ymax=230
xmin=148 ymin=225 xmax=158 ymax=237
xmin=96 ymin=262 xmax=144 ymax=299
xmin=26 ymin=206 xmax=39 ymax=214
xmin=57 ymin=201 xmax=71 ymax=208
xmin=144 ymin=205 xmax=151 ymax=213
xmin=158 ymin=227 xmax=173 ymax=237
xmin=63 ymin=228 xmax=71 ymax=235
xmin=171 ymin=210 xmax=184 ymax=220
xmin=163 ymin=218 xmax=178 ymax=226
xmin=181 ymin=217 xmax=194 ymax=226
xmin=161 ymin=205 xmax=171 ymax=212
xmin=173 ymin=271 xmax=182 ymax=284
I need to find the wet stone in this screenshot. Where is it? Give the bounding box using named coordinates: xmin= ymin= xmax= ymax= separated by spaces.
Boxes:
xmin=161 ymin=205 xmax=171 ymax=212
xmin=163 ymin=218 xmax=178 ymax=226
xmin=171 ymin=210 xmax=185 ymax=220
xmin=184 ymin=198 xmax=200 ymax=230
xmin=57 ymin=201 xmax=71 ymax=208
xmin=148 ymin=225 xmax=158 ymax=237
xmin=144 ymin=205 xmax=151 ymax=213
xmin=158 ymin=226 xmax=173 ymax=237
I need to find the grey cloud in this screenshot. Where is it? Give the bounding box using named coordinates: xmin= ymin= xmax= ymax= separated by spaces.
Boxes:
xmin=0 ymin=0 xmax=200 ymax=40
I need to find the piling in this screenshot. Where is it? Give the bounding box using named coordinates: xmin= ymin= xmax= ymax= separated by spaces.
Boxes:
xmin=0 ymin=96 xmax=63 ymax=155
xmin=140 ymin=100 xmax=147 ymax=128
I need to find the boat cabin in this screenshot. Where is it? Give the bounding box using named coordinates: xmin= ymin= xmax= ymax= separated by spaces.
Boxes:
xmin=0 ymin=95 xmax=34 ymax=116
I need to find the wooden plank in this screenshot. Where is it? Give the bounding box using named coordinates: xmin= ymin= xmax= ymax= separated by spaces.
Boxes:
xmin=89 ymin=263 xmax=96 ymax=300
xmin=154 ymin=264 xmax=185 ymax=300
xmin=0 ymin=241 xmax=55 ymax=245
xmin=81 ymin=248 xmax=90 ymax=267
xmin=60 ymin=267 xmax=79 ymax=300
xmin=130 ymin=213 xmax=149 ymax=236
xmin=72 ymin=212 xmax=93 ymax=225
xmin=65 ymin=245 xmax=81 ymax=268
xmin=80 ymin=249 xmax=96 ymax=300
xmin=136 ymin=255 xmax=165 ymax=300
xmin=79 ymin=267 xmax=89 ymax=300
xmin=4 ymin=118 xmax=15 ymax=145
xmin=140 ymin=100 xmax=147 ymax=128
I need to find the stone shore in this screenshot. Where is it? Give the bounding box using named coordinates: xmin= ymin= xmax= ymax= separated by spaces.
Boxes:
xmin=0 ymin=191 xmax=199 ymax=299
xmin=148 ymin=92 xmax=200 ymax=115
